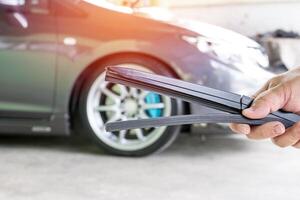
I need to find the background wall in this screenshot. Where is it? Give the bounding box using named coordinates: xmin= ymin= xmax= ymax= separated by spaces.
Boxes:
xmin=168 ymin=0 xmax=298 ymax=6
xmin=170 ymin=0 xmax=300 ymax=36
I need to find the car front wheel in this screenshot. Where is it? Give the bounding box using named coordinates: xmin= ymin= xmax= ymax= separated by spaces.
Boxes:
xmin=75 ymin=54 xmax=182 ymax=156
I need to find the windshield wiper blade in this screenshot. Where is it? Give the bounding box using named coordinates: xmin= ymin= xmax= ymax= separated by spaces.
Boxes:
xmin=105 ymin=113 xmax=285 ymax=132
xmin=106 ymin=66 xmax=243 ymax=113
xmin=104 ymin=67 xmax=300 ymax=132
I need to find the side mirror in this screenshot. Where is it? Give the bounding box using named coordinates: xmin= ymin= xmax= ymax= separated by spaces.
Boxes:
xmin=0 ymin=0 xmax=26 ymax=12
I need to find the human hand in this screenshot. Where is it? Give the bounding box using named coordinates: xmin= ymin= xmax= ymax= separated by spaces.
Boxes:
xmin=230 ymin=67 xmax=300 ymax=148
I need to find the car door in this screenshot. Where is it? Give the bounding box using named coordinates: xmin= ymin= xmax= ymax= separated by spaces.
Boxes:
xmin=0 ymin=0 xmax=56 ymax=119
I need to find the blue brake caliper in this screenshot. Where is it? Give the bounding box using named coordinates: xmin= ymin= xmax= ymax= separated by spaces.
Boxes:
xmin=145 ymin=92 xmax=162 ymax=118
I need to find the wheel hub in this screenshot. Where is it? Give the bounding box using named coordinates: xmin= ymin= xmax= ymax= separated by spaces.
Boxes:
xmin=123 ymin=98 xmax=138 ymax=117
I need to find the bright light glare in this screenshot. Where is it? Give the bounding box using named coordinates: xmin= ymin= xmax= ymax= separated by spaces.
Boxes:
xmin=134 ymin=7 xmax=174 ymax=21
xmin=84 ymin=0 xmax=132 ymax=14
xmin=13 ymin=12 xmax=28 ymax=28
xmin=63 ymin=37 xmax=77 ymax=46
xmin=0 ymin=0 xmax=25 ymax=6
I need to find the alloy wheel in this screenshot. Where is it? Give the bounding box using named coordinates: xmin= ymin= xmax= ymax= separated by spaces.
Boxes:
xmin=86 ymin=64 xmax=172 ymax=151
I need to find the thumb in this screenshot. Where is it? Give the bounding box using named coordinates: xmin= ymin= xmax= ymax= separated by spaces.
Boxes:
xmin=242 ymin=85 xmax=288 ymax=119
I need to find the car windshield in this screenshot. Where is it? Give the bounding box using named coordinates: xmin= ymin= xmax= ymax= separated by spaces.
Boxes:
xmin=83 ymin=0 xmax=132 ymax=14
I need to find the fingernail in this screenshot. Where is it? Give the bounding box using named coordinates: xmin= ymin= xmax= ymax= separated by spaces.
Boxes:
xmin=243 ymin=107 xmax=256 ymax=115
xmin=248 ymin=105 xmax=257 ymax=112
xmin=273 ymin=124 xmax=285 ymax=135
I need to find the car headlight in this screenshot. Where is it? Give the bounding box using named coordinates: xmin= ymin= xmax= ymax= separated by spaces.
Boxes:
xmin=182 ymin=35 xmax=269 ymax=69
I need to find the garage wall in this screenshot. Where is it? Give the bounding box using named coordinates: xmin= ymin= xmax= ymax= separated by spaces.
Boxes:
xmin=170 ymin=1 xmax=300 ymax=36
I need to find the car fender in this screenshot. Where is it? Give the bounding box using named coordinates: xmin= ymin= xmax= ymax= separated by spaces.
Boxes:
xmin=54 ymin=38 xmax=192 ymax=118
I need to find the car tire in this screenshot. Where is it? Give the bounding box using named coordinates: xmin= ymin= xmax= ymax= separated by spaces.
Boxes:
xmin=74 ymin=54 xmax=183 ymax=156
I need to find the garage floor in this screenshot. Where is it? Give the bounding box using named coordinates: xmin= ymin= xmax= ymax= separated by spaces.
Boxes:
xmin=0 ymin=129 xmax=299 ymax=200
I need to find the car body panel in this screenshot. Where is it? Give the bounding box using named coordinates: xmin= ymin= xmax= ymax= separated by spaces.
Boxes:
xmin=0 ymin=0 xmax=56 ymax=120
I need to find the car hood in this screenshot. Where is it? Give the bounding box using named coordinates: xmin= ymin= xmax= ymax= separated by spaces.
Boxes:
xmin=133 ymin=7 xmax=260 ymax=48
xmin=83 ymin=1 xmax=260 ymax=49
xmin=170 ymin=19 xmax=260 ymax=48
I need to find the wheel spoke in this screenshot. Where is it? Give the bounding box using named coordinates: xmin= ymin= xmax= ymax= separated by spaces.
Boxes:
xmin=129 ymin=87 xmax=139 ymax=98
xmin=139 ymin=110 xmax=149 ymax=119
xmin=101 ymin=87 xmax=121 ymax=102
xmin=135 ymin=128 xmax=146 ymax=141
xmin=139 ymin=91 xmax=149 ymax=99
xmin=106 ymin=113 xmax=122 ymax=123
xmin=119 ymin=130 xmax=127 ymax=144
xmin=94 ymin=105 xmax=118 ymax=112
xmin=108 ymin=132 xmax=118 ymax=141
xmin=117 ymin=84 xmax=129 ymax=99
xmin=141 ymin=103 xmax=165 ymax=110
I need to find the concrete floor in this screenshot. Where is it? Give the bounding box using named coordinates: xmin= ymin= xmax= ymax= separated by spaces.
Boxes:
xmin=0 ymin=130 xmax=299 ymax=200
